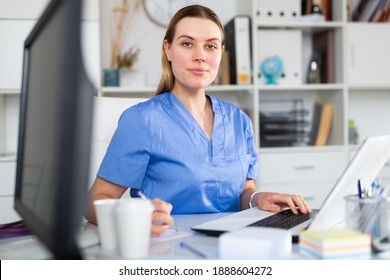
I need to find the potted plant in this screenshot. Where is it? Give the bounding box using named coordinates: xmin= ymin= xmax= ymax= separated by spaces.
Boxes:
xmin=103 ymin=0 xmax=141 ymax=87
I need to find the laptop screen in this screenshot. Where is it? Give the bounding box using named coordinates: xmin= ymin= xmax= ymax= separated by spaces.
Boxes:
xmin=308 ymin=135 xmax=390 ymax=230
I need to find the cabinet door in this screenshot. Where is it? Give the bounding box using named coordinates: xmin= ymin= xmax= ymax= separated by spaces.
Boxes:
xmin=0 ymin=161 xmax=16 ymax=195
xmin=81 ymin=21 xmax=100 ymax=89
xmin=0 ymin=0 xmax=48 ymax=19
xmin=0 ymin=161 xmax=19 ymax=224
xmin=259 ymin=181 xmax=333 ymax=209
xmin=0 ymin=21 xmax=35 ymax=89
xmin=258 ymin=151 xmax=347 ymax=184
xmin=347 ymin=24 xmax=390 ymax=86
xmin=0 ymin=196 xmax=21 ymax=224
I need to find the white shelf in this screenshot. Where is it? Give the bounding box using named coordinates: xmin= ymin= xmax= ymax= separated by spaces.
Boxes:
xmin=0 ymin=156 xmax=16 ymax=162
xmin=348 ymin=85 xmax=390 ymax=91
xmin=0 ymin=89 xmax=20 ymax=95
xmin=257 ymin=21 xmax=344 ymax=34
xmin=257 ymin=84 xmax=345 ymax=91
xmin=208 ymin=84 xmax=254 ymax=92
xmin=258 ymin=145 xmax=347 ymax=155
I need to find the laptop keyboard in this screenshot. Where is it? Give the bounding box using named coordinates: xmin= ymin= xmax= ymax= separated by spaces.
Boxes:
xmin=248 ymin=209 xmax=317 ymax=230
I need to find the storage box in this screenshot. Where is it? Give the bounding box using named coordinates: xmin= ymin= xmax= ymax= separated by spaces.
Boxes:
xmin=219 ymin=227 xmax=292 ymax=259
xmin=256 ymin=0 xmax=301 ymax=22
xmin=257 ymin=29 xmax=303 ymax=85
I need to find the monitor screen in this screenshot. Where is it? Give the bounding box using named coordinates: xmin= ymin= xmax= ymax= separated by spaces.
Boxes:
xmin=14 ymin=0 xmax=94 ymax=259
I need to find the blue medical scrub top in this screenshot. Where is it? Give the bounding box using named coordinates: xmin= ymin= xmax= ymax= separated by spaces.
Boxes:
xmin=97 ymin=92 xmax=258 ymax=214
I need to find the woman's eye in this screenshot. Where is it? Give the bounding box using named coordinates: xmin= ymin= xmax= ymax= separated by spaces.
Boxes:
xmin=182 ymin=41 xmax=192 ymax=47
xmin=206 ymin=44 xmax=217 ymax=50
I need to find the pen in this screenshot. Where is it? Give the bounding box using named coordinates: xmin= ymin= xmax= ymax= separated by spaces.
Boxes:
xmin=180 ymin=241 xmax=207 ymax=258
xmin=137 ymin=191 xmax=178 ymax=232
xmin=358 ymin=179 xmax=363 ymax=199
xmin=137 ymin=191 xmax=148 ymax=200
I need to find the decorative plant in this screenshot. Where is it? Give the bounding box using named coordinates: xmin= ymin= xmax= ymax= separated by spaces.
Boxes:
xmin=110 ymin=0 xmax=141 ymax=68
xmin=117 ymin=46 xmax=140 ymax=69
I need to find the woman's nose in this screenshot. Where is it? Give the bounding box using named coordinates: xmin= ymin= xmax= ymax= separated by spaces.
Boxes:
xmin=193 ymin=47 xmax=206 ymax=62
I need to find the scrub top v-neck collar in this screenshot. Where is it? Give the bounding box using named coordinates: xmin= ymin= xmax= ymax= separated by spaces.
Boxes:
xmin=162 ymin=92 xmax=226 ymax=159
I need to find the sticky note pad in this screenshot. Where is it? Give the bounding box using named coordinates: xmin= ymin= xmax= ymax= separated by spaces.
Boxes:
xmin=299 ymin=227 xmax=371 ymax=259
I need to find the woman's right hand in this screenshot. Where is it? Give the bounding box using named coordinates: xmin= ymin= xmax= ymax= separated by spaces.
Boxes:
xmin=150 ymin=198 xmax=174 ymax=237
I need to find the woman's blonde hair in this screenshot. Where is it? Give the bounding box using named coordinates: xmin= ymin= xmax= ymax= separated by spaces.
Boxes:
xmin=155 ymin=5 xmax=225 ymax=95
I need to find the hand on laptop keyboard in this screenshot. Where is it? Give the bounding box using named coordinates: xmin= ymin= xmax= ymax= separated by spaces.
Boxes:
xmin=248 ymin=208 xmax=318 ymax=230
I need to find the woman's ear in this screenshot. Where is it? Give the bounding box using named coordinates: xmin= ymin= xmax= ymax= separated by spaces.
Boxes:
xmin=163 ymin=40 xmax=171 ymax=61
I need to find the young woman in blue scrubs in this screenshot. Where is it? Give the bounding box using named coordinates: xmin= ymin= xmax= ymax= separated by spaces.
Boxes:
xmin=85 ymin=5 xmax=311 ymax=236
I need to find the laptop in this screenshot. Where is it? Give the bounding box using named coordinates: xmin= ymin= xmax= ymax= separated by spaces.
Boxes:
xmin=192 ymin=135 xmax=390 ymax=239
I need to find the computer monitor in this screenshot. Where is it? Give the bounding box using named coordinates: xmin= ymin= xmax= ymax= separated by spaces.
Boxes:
xmin=14 ymin=0 xmax=94 ymax=259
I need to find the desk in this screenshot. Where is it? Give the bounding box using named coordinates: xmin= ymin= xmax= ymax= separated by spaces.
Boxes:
xmin=1 ymin=212 xmax=390 ymax=260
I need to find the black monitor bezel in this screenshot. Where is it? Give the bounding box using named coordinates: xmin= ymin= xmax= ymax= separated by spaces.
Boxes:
xmin=14 ymin=0 xmax=94 ymax=259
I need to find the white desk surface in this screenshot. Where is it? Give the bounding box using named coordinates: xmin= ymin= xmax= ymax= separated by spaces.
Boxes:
xmin=1 ymin=212 xmax=390 ymax=260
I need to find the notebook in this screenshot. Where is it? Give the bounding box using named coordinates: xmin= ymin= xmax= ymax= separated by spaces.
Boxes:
xmin=192 ymin=135 xmax=390 ymax=238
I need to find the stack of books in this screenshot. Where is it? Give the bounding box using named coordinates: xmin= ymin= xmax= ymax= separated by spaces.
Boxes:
xmin=299 ymin=228 xmax=371 ymax=259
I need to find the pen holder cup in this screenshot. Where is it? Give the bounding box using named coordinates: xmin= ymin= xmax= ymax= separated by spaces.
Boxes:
xmin=344 ymin=195 xmax=390 ymax=239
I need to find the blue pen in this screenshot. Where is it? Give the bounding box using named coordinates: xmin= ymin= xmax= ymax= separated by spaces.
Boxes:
xmin=137 ymin=191 xmax=148 ymax=200
xmin=180 ymin=241 xmax=207 ymax=258
xmin=358 ymin=179 xmax=363 ymax=199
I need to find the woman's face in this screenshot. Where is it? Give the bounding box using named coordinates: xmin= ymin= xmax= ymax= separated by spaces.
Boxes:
xmin=164 ymin=17 xmax=223 ymax=93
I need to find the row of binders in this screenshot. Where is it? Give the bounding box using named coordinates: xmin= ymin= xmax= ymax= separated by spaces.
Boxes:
xmin=220 ymin=15 xmax=304 ymax=86
xmin=218 ymin=16 xmax=336 ymax=86
xmin=350 ymin=0 xmax=390 ymax=22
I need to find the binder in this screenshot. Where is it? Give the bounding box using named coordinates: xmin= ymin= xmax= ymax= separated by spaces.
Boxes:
xmin=320 ymin=0 xmax=333 ymax=21
xmin=257 ymin=29 xmax=303 ymax=85
xmin=220 ymin=51 xmax=230 ymax=85
xmin=224 ymin=16 xmax=252 ymax=85
xmin=312 ymin=29 xmax=335 ymax=83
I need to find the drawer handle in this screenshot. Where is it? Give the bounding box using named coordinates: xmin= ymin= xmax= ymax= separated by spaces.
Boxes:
xmin=293 ymin=165 xmax=315 ymax=170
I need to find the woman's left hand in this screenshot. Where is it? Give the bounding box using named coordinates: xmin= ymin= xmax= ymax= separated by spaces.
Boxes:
xmin=255 ymin=192 xmax=311 ymax=214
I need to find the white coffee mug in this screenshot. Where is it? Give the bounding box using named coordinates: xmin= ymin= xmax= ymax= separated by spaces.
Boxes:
xmin=115 ymin=198 xmax=154 ymax=259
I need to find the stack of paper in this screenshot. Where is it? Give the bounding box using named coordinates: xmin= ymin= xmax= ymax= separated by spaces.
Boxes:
xmin=299 ymin=228 xmax=371 ymax=259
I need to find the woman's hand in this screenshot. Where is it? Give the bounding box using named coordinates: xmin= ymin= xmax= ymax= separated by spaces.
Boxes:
xmin=150 ymin=198 xmax=174 ymax=237
xmin=255 ymin=192 xmax=311 ymax=215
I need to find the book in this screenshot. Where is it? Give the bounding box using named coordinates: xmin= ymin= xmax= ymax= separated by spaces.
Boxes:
xmin=224 ymin=16 xmax=252 ymax=85
xmin=320 ymin=0 xmax=332 ymax=21
xmin=371 ymin=0 xmax=389 ymax=21
xmin=308 ymin=101 xmax=323 ymax=146
xmin=315 ymin=103 xmax=333 ymax=146
xmin=312 ymin=29 xmax=335 ymax=84
xmin=374 ymin=0 xmax=390 ymax=21
xmin=352 ymin=0 xmax=371 ymax=21
xmin=358 ymin=0 xmax=382 ymax=21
